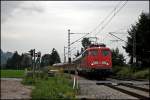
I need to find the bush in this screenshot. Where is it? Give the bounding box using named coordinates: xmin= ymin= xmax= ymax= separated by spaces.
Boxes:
xmin=113 ymin=65 xmax=149 ymax=79
xmin=133 ymin=68 xmax=149 ymax=79
xmin=117 ymin=66 xmax=133 ymax=78
xmin=112 ymin=66 xmax=122 ymax=75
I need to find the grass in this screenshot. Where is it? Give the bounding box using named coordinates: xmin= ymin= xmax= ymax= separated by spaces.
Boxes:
xmin=0 ymin=69 xmax=25 ymax=78
xmin=22 ymin=73 xmax=76 ymax=99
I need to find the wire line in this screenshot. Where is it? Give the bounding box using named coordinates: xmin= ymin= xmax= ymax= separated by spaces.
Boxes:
xmin=95 ymin=0 xmax=128 ymax=36
xmin=90 ymin=1 xmax=122 ymax=34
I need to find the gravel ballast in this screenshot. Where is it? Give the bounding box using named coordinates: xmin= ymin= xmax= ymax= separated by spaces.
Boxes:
xmin=76 ymin=78 xmax=138 ymax=99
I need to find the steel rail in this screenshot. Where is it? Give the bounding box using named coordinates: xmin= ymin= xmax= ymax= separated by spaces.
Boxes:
xmin=119 ymin=83 xmax=150 ymax=92
xmin=104 ymin=84 xmax=150 ymax=99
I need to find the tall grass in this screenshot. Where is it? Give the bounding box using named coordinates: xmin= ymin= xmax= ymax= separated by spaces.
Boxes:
xmin=22 ymin=73 xmax=75 ymax=99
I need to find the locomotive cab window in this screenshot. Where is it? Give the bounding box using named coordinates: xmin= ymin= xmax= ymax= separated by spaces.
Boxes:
xmin=89 ymin=50 xmax=98 ymax=56
xmin=102 ymin=50 xmax=109 ymax=56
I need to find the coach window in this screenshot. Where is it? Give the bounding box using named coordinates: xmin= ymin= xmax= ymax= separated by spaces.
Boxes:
xmin=89 ymin=50 xmax=98 ymax=56
xmin=102 ymin=50 xmax=109 ymax=56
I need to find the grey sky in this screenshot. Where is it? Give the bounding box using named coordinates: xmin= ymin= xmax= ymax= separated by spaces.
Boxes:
xmin=1 ymin=1 xmax=149 ymax=63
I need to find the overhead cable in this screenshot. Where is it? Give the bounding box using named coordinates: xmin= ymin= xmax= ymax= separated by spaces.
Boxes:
xmin=90 ymin=1 xmax=122 ymax=34
xmin=95 ymin=0 xmax=128 ymax=36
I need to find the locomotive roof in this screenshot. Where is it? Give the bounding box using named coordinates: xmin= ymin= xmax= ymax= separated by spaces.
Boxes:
xmin=72 ymin=47 xmax=110 ymax=62
xmin=86 ymin=47 xmax=110 ymax=50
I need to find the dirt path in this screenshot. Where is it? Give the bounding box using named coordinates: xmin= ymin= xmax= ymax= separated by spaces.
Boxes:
xmin=1 ymin=78 xmax=32 ymax=99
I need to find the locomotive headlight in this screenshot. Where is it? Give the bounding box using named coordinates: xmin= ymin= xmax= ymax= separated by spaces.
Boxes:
xmin=102 ymin=61 xmax=109 ymax=65
xmin=106 ymin=62 xmax=109 ymax=65
xmin=91 ymin=61 xmax=99 ymax=65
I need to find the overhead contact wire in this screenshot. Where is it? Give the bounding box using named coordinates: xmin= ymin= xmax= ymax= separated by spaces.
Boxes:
xmin=95 ymin=0 xmax=128 ymax=36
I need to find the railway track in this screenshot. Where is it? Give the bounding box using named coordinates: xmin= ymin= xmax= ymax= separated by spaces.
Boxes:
xmin=75 ymin=75 xmax=150 ymax=99
xmin=119 ymin=83 xmax=150 ymax=92
xmin=98 ymin=79 xmax=150 ymax=99
xmin=103 ymin=83 xmax=149 ymax=99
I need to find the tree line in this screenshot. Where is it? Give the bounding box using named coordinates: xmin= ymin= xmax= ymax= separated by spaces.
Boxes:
xmin=123 ymin=12 xmax=150 ymax=67
xmin=2 ymin=48 xmax=61 ymax=69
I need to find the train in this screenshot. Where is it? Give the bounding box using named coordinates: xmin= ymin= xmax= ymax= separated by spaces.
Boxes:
xmin=53 ymin=43 xmax=112 ymax=78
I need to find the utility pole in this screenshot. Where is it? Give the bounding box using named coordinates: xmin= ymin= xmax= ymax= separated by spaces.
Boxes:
xmin=33 ymin=49 xmax=36 ymax=77
xmin=68 ymin=29 xmax=89 ymax=63
xmin=68 ymin=29 xmax=71 ymax=63
xmin=133 ymin=32 xmax=136 ymax=66
xmin=29 ymin=49 xmax=42 ymax=78
xmin=64 ymin=46 xmax=67 ymax=63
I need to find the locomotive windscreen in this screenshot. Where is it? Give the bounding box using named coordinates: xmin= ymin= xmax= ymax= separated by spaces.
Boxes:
xmin=102 ymin=50 xmax=110 ymax=56
xmin=89 ymin=50 xmax=98 ymax=56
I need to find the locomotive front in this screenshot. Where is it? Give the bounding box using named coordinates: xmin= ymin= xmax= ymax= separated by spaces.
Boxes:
xmin=76 ymin=43 xmax=112 ymax=77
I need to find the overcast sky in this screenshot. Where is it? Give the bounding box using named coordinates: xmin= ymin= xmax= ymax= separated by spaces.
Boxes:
xmin=1 ymin=1 xmax=149 ymax=63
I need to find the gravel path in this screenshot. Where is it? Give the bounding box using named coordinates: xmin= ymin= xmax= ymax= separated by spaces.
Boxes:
xmin=76 ymin=77 xmax=138 ymax=99
xmin=1 ymin=78 xmax=32 ymax=99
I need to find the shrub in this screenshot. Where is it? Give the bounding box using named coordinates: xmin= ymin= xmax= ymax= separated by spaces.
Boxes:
xmin=112 ymin=66 xmax=122 ymax=75
xmin=114 ymin=65 xmax=149 ymax=79
xmin=133 ymin=68 xmax=150 ymax=79
xmin=116 ymin=66 xmax=133 ymax=78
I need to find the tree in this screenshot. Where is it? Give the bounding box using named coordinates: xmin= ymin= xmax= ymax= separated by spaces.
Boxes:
xmin=1 ymin=49 xmax=13 ymax=68
xmin=40 ymin=48 xmax=61 ymax=67
xmin=50 ymin=48 xmax=61 ymax=65
xmin=6 ymin=51 xmax=22 ymax=69
xmin=123 ymin=12 xmax=150 ymax=67
xmin=81 ymin=38 xmax=91 ymax=50
xmin=41 ymin=54 xmax=51 ymax=67
xmin=111 ymin=48 xmax=125 ymax=66
xmin=20 ymin=53 xmax=32 ymax=69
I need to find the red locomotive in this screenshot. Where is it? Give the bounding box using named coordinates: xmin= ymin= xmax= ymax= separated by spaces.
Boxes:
xmin=73 ymin=43 xmax=112 ymax=77
xmin=53 ymin=43 xmax=112 ymax=78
